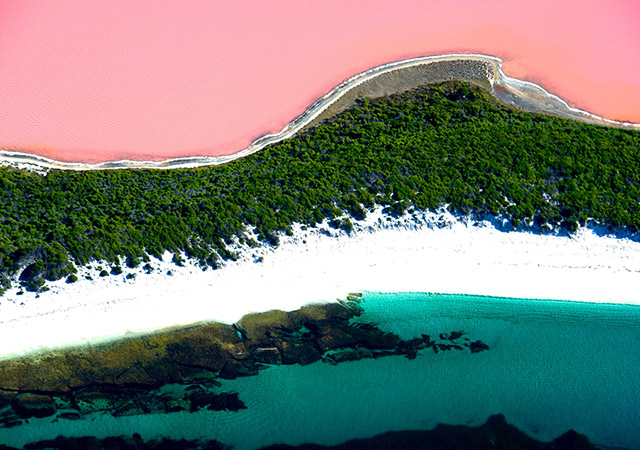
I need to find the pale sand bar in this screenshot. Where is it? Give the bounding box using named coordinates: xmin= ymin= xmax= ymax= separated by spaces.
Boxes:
xmin=1 ymin=208 xmax=639 ymax=359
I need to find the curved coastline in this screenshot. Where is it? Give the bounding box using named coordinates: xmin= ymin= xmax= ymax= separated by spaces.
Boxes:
xmin=2 ymin=53 xmax=639 ymax=172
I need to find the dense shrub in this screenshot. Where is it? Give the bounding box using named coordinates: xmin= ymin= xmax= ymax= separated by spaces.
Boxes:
xmin=0 ymin=82 xmax=638 ymax=292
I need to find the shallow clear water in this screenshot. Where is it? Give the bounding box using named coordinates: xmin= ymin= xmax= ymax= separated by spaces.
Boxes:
xmin=1 ymin=292 xmax=639 ymax=449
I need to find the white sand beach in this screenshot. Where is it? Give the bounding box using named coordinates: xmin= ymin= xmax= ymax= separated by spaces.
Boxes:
xmin=1 ymin=207 xmax=639 ymax=359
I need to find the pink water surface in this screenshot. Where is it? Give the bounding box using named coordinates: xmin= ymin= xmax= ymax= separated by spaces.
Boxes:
xmin=1 ymin=1 xmax=639 ymax=163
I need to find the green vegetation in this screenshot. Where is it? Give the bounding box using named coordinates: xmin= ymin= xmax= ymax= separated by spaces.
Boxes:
xmin=172 ymin=253 xmax=184 ymax=267
xmin=65 ymin=273 xmax=78 ymax=284
xmin=1 ymin=82 xmax=639 ymax=292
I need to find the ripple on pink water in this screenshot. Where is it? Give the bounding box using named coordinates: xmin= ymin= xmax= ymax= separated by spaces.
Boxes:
xmin=0 ymin=0 xmax=639 ymax=163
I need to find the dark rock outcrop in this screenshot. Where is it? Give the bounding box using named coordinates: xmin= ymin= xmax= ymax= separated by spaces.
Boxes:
xmin=278 ymin=341 xmax=322 ymax=366
xmin=260 ymin=414 xmax=598 ymax=450
xmin=13 ymin=394 xmax=56 ymax=419
xmin=0 ymin=414 xmax=598 ymax=450
xmin=0 ymin=296 xmax=489 ymax=426
xmin=252 ymin=347 xmax=282 ymax=365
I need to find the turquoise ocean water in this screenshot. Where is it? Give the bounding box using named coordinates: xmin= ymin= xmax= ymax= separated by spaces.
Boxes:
xmin=1 ymin=292 xmax=639 ymax=449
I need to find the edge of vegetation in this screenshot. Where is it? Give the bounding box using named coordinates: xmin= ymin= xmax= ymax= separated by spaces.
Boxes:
xmin=1 ymin=81 xmax=639 ymax=294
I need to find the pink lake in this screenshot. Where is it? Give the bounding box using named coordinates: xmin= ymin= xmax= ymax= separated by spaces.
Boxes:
xmin=1 ymin=0 xmax=639 ymax=163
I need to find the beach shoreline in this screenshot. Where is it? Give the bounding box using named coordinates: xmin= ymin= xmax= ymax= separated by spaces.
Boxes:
xmin=1 ymin=207 xmax=639 ymax=360
xmin=2 ymin=53 xmax=639 ymax=171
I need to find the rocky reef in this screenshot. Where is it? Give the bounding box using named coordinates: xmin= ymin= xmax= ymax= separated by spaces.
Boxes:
xmin=0 ymin=296 xmax=488 ymax=429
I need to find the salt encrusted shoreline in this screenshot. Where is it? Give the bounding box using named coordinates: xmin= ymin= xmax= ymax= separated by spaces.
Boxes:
xmin=1 ymin=207 xmax=639 ymax=359
xmin=1 ymin=53 xmax=639 ymax=171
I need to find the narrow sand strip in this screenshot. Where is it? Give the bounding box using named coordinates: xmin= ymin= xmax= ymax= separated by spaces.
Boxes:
xmin=1 ymin=208 xmax=639 ymax=359
xmin=2 ymin=53 xmax=638 ymax=171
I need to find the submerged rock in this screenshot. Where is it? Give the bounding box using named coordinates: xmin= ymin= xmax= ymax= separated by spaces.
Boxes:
xmin=470 ymin=340 xmax=490 ymax=353
xmin=56 ymin=410 xmax=81 ymax=420
xmin=13 ymin=394 xmax=56 ymax=419
xmin=74 ymin=391 xmax=116 ymax=414
xmin=18 ymin=435 xmax=229 ymax=450
xmin=112 ymin=401 xmax=144 ymax=418
xmin=322 ymin=347 xmax=373 ymax=364
xmin=189 ymin=392 xmax=246 ymax=412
